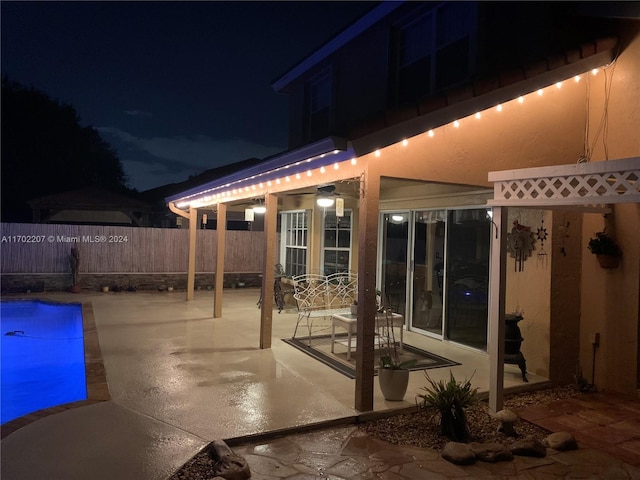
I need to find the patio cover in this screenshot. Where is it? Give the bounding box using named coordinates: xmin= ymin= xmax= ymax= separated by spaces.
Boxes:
xmin=486 ymin=156 xmax=640 ymax=411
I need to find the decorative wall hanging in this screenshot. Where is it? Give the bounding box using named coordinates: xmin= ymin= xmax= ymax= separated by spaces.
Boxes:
xmin=536 ymin=217 xmax=548 ymax=268
xmin=506 ymin=220 xmax=536 ymax=272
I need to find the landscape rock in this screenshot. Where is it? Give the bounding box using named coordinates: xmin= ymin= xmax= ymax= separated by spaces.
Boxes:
xmin=208 ymin=440 xmax=251 ymax=480
xmin=510 ymin=436 xmax=547 ymax=457
xmin=470 ymin=442 xmax=514 ymax=462
xmin=441 ymin=442 xmax=476 ymax=465
xmin=543 ymin=432 xmax=578 ymax=451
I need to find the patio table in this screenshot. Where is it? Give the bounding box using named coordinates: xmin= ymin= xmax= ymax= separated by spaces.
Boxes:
xmin=331 ymin=312 xmax=404 ymax=361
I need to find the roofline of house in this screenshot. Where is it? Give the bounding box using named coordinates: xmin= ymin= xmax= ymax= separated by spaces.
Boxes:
xmin=351 ymin=48 xmax=617 ymax=157
xmin=271 ymin=1 xmax=402 ymax=93
xmin=165 ymin=136 xmax=350 ymax=204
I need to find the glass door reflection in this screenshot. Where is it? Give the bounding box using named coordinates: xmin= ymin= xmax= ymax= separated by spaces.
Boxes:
xmin=411 ymin=210 xmax=446 ymax=336
xmin=381 ymin=213 xmax=409 ymax=315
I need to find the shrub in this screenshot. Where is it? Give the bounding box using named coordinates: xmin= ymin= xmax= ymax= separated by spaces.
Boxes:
xmin=417 ymin=371 xmax=478 ymax=442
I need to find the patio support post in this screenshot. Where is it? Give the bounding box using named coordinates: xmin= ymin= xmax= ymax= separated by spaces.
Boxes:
xmin=260 ymin=193 xmax=278 ymax=349
xmin=186 ymin=206 xmax=198 ymax=301
xmin=488 ymin=206 xmax=508 ymax=413
xmin=214 ymin=203 xmax=227 ymax=318
xmin=355 ymin=166 xmax=380 ymax=412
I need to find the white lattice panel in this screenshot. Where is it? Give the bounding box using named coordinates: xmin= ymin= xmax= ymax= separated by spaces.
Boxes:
xmin=488 ymin=157 xmax=640 ymax=207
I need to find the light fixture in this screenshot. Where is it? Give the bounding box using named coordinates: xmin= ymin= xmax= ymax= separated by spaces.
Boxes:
xmin=317 ymin=197 xmax=335 ymax=208
xmin=253 ymin=200 xmax=266 ymax=214
xmin=391 ymin=214 xmax=405 ymax=223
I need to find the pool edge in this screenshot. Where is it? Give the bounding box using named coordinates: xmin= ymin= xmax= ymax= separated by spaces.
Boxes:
xmin=1 ymin=300 xmax=110 ymax=439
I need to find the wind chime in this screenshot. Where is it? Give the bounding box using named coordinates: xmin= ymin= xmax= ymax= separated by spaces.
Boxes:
xmin=506 ymin=220 xmax=536 ymax=272
xmin=536 ymin=216 xmax=548 ymax=268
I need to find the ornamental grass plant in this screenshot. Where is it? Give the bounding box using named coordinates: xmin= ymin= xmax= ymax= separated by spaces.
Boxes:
xmin=417 ymin=370 xmax=478 ymax=442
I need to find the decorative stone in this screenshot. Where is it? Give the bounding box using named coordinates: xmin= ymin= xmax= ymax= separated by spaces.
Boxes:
xmin=494 ymin=409 xmax=519 ymax=436
xmin=543 ymin=432 xmax=578 ymax=451
xmin=470 ymin=442 xmax=514 ymax=463
xmin=441 ymin=442 xmax=476 ymax=465
xmin=208 ymin=439 xmax=251 ymax=480
xmin=510 ymin=436 xmax=547 ymax=457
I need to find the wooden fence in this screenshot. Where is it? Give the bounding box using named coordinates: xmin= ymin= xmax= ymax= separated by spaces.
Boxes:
xmin=0 ymin=223 xmax=265 ymax=274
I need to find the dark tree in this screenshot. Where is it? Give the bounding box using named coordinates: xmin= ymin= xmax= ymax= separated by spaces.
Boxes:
xmin=1 ymin=77 xmax=130 ymax=222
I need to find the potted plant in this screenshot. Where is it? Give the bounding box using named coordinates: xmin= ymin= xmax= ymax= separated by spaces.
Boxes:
xmin=587 ymin=231 xmax=622 ymax=268
xmin=417 ymin=371 xmax=478 ymax=441
xmin=377 ymin=307 xmax=416 ymax=401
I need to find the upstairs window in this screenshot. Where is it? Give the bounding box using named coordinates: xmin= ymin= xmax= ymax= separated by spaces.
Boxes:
xmin=395 ymin=2 xmax=476 ymax=104
xmin=304 ymin=69 xmax=332 ymax=141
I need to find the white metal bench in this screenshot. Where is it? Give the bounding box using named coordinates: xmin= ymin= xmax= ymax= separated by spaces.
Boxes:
xmin=292 ymin=272 xmax=357 ymax=344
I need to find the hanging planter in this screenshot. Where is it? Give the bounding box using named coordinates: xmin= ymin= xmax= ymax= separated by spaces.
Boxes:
xmin=596 ymin=254 xmax=620 ymax=269
xmin=588 ymin=231 xmax=622 ymax=269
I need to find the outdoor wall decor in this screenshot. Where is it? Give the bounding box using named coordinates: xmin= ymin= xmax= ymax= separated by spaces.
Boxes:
xmin=536 ymin=217 xmax=548 ymax=268
xmin=506 ymin=220 xmax=536 ymax=272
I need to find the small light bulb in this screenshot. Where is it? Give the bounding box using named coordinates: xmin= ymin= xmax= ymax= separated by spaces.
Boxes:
xmin=295 ymin=173 xmax=300 ymax=179
xmin=556 ymin=82 xmax=562 ymax=89
xmin=428 ymin=130 xmax=434 ymax=137
xmin=375 ymin=150 xmax=381 ymax=157
xmin=453 ymin=120 xmax=460 ymax=128
xmin=402 ymin=139 xmax=408 ymax=146
xmin=496 ymin=104 xmax=503 ymax=112
xmin=334 ymin=163 xmax=340 ymax=169
xmin=276 ymin=178 xmax=281 ymax=184
xmin=574 ymin=75 xmax=581 ymax=82
xmin=537 ymin=89 xmax=544 ymax=96
xmin=350 ymin=158 xmax=356 ymax=165
xmin=518 ymin=96 xmax=524 ymax=103
xmin=285 ymin=176 xmax=290 ymax=182
xmin=320 ymin=166 xmax=325 ymax=173
xmin=592 ymin=68 xmax=598 ymax=75
xmin=307 ymin=170 xmax=312 ymax=176
xmin=475 ymin=112 xmax=481 ymax=119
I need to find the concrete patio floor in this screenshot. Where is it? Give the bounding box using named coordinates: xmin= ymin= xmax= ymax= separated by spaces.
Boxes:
xmin=1 ymin=288 xmax=549 ymax=480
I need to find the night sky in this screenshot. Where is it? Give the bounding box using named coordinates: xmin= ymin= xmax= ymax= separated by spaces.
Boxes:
xmin=1 ymin=1 xmax=377 ymax=191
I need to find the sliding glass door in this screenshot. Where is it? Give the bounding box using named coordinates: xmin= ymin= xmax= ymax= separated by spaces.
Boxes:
xmin=380 ymin=213 xmax=409 ymax=315
xmin=411 ymin=210 xmax=446 ymax=337
xmin=444 ymin=209 xmax=491 ymax=350
xmin=381 ymin=207 xmax=491 ymax=351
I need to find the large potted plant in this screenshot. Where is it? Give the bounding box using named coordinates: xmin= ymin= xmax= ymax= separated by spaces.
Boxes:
xmin=377 ymin=307 xmax=416 ymax=401
xmin=587 ymin=231 xmax=622 ymax=268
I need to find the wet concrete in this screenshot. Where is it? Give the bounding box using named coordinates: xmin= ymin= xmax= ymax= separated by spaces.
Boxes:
xmin=0 ymin=290 xmax=575 ymax=480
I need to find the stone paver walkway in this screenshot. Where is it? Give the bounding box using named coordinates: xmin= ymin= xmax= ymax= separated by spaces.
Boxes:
xmin=224 ymin=392 xmax=640 ymax=479
xmin=516 ymin=391 xmax=640 ymax=466
xmin=230 ymin=424 xmax=640 ymax=479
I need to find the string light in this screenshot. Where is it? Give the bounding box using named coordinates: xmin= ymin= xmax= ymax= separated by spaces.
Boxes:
xmin=174 ymin=66 xmax=605 ymax=209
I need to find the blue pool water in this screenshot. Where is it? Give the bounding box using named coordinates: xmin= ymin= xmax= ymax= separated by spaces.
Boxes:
xmin=0 ymin=300 xmax=87 ymax=424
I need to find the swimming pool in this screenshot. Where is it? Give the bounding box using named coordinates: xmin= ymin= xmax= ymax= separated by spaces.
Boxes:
xmin=1 ymin=300 xmax=87 ymax=424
